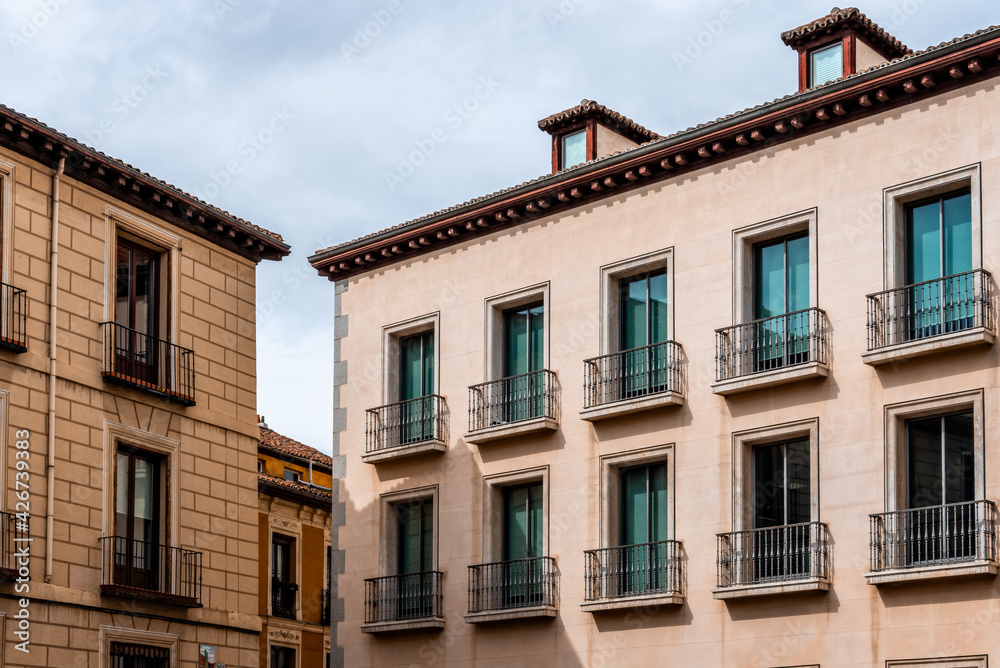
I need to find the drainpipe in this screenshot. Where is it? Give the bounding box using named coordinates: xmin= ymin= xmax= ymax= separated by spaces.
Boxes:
xmin=45 ymin=158 xmax=64 ymax=583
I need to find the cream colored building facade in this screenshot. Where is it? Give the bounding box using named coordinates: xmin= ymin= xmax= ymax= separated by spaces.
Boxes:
xmin=0 ymin=104 xmax=289 ymax=666
xmin=311 ymin=9 xmax=1000 ymax=668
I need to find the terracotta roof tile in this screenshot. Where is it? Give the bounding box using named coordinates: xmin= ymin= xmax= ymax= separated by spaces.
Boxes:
xmin=780 ymin=6 xmax=910 ymax=58
xmin=258 ymin=472 xmax=333 ymax=503
xmin=311 ymin=23 xmax=999 ymax=259
xmin=537 ymin=99 xmax=661 ymax=143
xmin=0 ymin=102 xmax=286 ymax=245
xmin=259 ymin=426 xmax=332 ymax=467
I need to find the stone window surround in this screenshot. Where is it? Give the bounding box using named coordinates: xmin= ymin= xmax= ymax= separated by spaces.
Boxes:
xmin=0 ymin=156 xmax=15 ymax=285
xmin=102 ymin=420 xmax=180 ymax=550
xmin=886 ymin=657 xmax=987 ymax=668
xmin=732 ymin=209 xmax=819 ymax=324
xmin=99 ymin=625 xmax=179 ymax=668
xmin=103 ymin=205 xmax=182 ymax=345
xmin=483 ymin=283 xmax=550 ymax=380
xmin=380 ymin=312 xmax=440 ymax=405
xmin=598 ymin=444 xmax=676 ymax=549
xmin=731 ymin=418 xmax=821 ymax=534
xmin=377 ymin=485 xmax=438 ymax=576
xmin=883 ymin=389 xmax=985 ymax=512
xmin=882 ymin=164 xmax=982 ymax=289
xmin=599 ymin=248 xmax=675 ymax=354
xmin=267 ymin=640 xmax=300 ymax=668
xmin=268 ymin=514 xmax=303 ymax=621
xmin=481 ymin=466 xmax=548 ymax=563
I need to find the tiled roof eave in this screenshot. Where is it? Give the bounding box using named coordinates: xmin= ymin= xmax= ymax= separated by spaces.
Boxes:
xmin=0 ymin=105 xmax=289 ymax=263
xmin=310 ymin=26 xmax=1000 ymax=280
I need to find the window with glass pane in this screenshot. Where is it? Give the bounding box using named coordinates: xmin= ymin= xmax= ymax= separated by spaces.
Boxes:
xmin=619 ymin=463 xmax=669 ymax=594
xmin=502 ymin=303 xmax=544 ymax=421
xmin=109 ymin=642 xmax=170 ymax=668
xmin=905 ymin=191 xmax=973 ymax=340
xmin=396 ymin=499 xmax=435 ymax=618
xmin=810 ymin=41 xmax=843 ymax=87
xmin=115 ymin=238 xmax=160 ymax=384
xmin=753 ymin=234 xmax=809 ymax=370
xmin=399 ymin=331 xmax=435 ymax=443
xmin=619 ymin=270 xmax=669 ymax=398
xmin=270 ymin=646 xmax=295 ymax=668
xmin=562 ymin=130 xmax=587 ymax=169
xmin=272 ymin=534 xmax=296 ymax=618
xmin=114 ymin=446 xmax=162 ymax=592
xmin=503 ymin=482 xmax=544 ymax=606
xmin=906 ymin=412 xmax=975 ymax=563
xmin=752 ymin=440 xmax=811 ymax=579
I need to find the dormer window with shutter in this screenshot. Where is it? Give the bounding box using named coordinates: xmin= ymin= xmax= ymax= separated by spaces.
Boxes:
xmin=538 ymin=100 xmax=660 ymax=174
xmin=809 ymin=41 xmax=844 ymax=87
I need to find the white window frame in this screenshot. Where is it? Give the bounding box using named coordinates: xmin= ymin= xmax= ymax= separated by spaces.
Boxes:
xmin=599 ymin=248 xmax=674 ymax=355
xmin=377 ymin=485 xmax=438 ymax=576
xmin=598 ymin=444 xmax=675 ymax=549
xmin=381 ymin=312 xmax=440 ymax=404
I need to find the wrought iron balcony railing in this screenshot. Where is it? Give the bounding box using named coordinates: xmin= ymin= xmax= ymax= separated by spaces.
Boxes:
xmin=869 ymin=500 xmax=997 ymax=572
xmin=99 ymin=536 xmax=202 ymax=606
xmin=0 ymin=511 xmax=28 ymax=579
xmin=583 ymin=341 xmax=682 ymax=408
xmin=468 ymin=370 xmax=556 ymax=433
xmin=0 ymin=283 xmax=26 ymax=353
xmin=101 ymin=322 xmax=195 ymax=405
xmin=364 ymin=571 xmax=443 ymax=624
xmin=715 ymin=307 xmax=828 ymax=382
xmin=583 ymin=540 xmax=682 ymax=601
xmin=272 ymin=578 xmax=298 ymax=619
xmin=321 ymin=587 xmax=331 ymax=625
xmin=716 ymin=522 xmax=830 ymax=588
xmin=366 ymin=395 xmax=445 ymax=453
xmin=467 ymin=556 xmax=557 ymax=613
xmin=866 ymin=269 xmax=993 ymax=350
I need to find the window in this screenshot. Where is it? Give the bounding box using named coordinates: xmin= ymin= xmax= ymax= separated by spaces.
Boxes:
xmin=395 ymin=498 xmax=436 ymax=617
xmin=272 ymin=534 xmax=297 ymax=619
xmin=561 ymin=129 xmax=587 ymax=169
xmin=270 ymin=646 xmax=295 ymax=668
xmin=618 ymin=270 xmax=669 ymax=396
xmin=113 ymin=445 xmax=164 ymax=592
xmin=809 ymin=41 xmax=843 ymax=86
xmin=283 ymin=468 xmax=301 ymax=482
xmin=258 ymin=459 xmax=265 ymax=474
xmin=399 ymin=330 xmax=436 ymax=443
xmin=887 ymin=657 xmax=987 ymax=668
xmin=869 ymin=391 xmax=992 ymax=582
xmin=716 ymin=419 xmax=827 ymax=597
xmin=715 ymin=210 xmax=826 ymax=393
xmin=867 ymin=165 xmax=988 ymax=362
xmin=502 ymin=303 xmax=545 ymax=421
xmin=114 ymin=237 xmax=163 ymax=385
xmin=618 ymin=463 xmax=669 ymax=593
xmin=109 ymin=641 xmax=170 ymax=668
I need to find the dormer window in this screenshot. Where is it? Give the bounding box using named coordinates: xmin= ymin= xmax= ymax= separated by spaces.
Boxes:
xmin=561 ymin=130 xmax=588 ymax=170
xmin=809 ymin=41 xmax=844 ymax=87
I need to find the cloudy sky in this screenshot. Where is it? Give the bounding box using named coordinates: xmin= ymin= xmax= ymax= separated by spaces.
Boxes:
xmin=1 ymin=1 xmax=993 ymax=452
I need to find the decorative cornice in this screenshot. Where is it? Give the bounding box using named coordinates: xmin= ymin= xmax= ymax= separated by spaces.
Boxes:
xmin=310 ymin=29 xmax=1000 ymax=281
xmin=0 ymin=104 xmax=289 ymax=263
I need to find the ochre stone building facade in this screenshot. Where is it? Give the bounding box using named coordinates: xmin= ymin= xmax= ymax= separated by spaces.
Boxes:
xmin=256 ymin=422 xmax=334 ymax=667
xmin=311 ymin=8 xmax=1000 ymax=667
xmin=0 ymin=103 xmax=288 ymax=665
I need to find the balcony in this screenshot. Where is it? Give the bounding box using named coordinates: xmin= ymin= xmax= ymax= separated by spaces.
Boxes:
xmin=580 ymin=341 xmax=683 ymax=422
xmin=713 ymin=522 xmax=830 ymax=599
xmin=465 ymin=370 xmax=557 ymax=444
xmin=866 ymin=500 xmax=998 ymax=585
xmin=0 ymin=511 xmax=28 ymax=580
xmin=101 ymin=322 xmax=195 ymax=406
xmin=863 ymin=269 xmax=994 ymax=365
xmin=465 ymin=556 xmax=558 ymax=623
xmin=99 ymin=536 xmax=202 ymax=607
xmin=712 ymin=307 xmax=829 ymax=395
xmin=362 ymin=571 xmax=444 ymax=633
xmin=363 ymin=395 xmax=446 ymax=464
xmin=581 ymin=540 xmax=683 ymax=612
xmin=0 ymin=283 xmax=27 ymax=353
xmin=271 ymin=578 xmax=298 ymax=619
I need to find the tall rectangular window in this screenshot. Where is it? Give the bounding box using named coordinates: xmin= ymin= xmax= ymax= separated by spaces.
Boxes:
xmin=114 ymin=446 xmax=163 ymax=592
xmin=619 ymin=270 xmax=669 ymax=397
xmin=809 ymin=41 xmax=843 ymax=87
xmin=561 ymin=130 xmax=587 ymax=169
xmin=399 ymin=331 xmax=435 ymax=443
xmin=502 ymin=303 xmax=545 ymax=421
xmin=905 ymin=191 xmax=974 ymax=338
xmin=620 ymin=463 xmax=669 ymax=593
xmin=270 ymin=646 xmax=295 ymax=668
xmin=115 ymin=238 xmax=160 ymax=384
xmin=753 ymin=234 xmax=810 ymax=369
xmin=752 ymin=440 xmax=811 ymax=579
xmin=396 ymin=499 xmax=434 ymax=618
xmin=502 ymin=482 xmax=544 ymax=606
xmin=271 ymin=534 xmax=297 ymax=619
